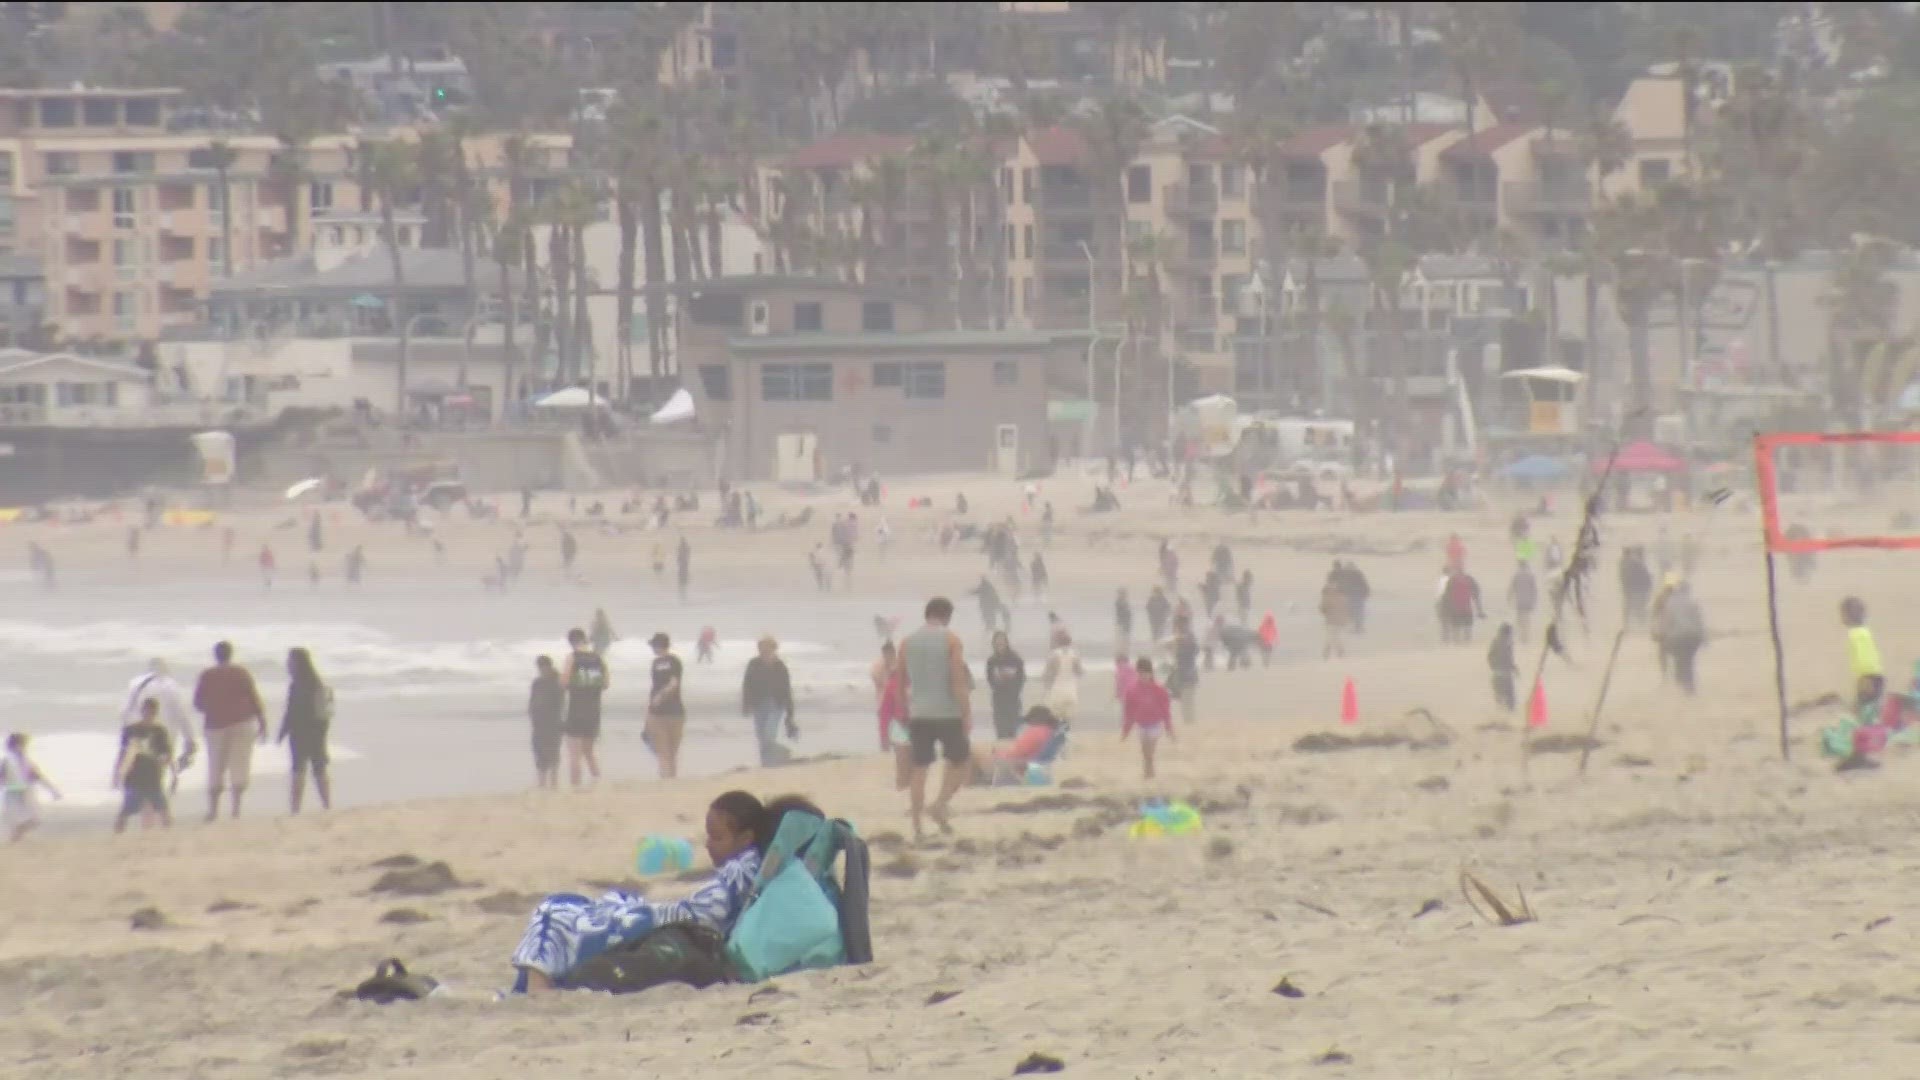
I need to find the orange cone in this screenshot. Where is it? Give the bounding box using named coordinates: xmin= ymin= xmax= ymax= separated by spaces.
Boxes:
xmin=1340 ymin=678 xmax=1359 ymax=725
xmin=1527 ymin=679 xmax=1549 ymax=728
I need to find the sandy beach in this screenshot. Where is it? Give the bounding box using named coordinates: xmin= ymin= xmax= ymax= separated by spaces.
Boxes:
xmin=5 ymin=465 xmax=1920 ymax=1078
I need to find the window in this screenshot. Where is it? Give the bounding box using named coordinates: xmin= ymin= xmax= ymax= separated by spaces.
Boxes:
xmin=1001 ymin=167 xmax=1014 ymax=206
xmin=113 ymin=187 xmax=137 ymax=228
xmin=124 ymin=99 xmax=159 ymax=127
xmin=761 ymin=362 xmax=833 ymax=401
xmin=45 ymin=152 xmax=78 ymax=177
xmin=903 ymin=361 xmax=945 ymax=399
xmin=1023 ymin=224 xmax=1034 ymax=259
xmin=872 ymin=361 xmax=903 ymax=388
xmin=1188 ymin=163 xmax=1214 ymax=187
xmin=861 ymin=300 xmax=894 ymax=332
xmin=872 ymin=423 xmax=892 ymax=444
xmin=698 ymin=363 xmax=732 ymax=401
xmin=187 ymin=148 xmax=218 ymax=169
xmin=1021 ymin=277 xmax=1035 ymax=315
xmin=712 ymin=31 xmax=738 ymax=68
xmin=207 ymin=181 xmax=225 ymax=213
xmin=1021 ymin=168 xmax=1033 ymax=203
xmin=0 ymin=151 xmax=11 ymax=185
xmin=1222 ymin=272 xmax=1247 ymax=314
xmin=112 ymin=151 xmax=153 ymax=175
xmin=793 ymin=301 xmax=823 ymax=332
xmin=1222 ymin=219 xmax=1247 ymax=255
xmin=1190 ymin=275 xmax=1215 ymax=314
xmin=113 ymin=238 xmax=135 ymax=267
xmin=1221 ymin=164 xmax=1245 ymax=199
xmin=993 ymin=360 xmax=1018 ymax=387
xmin=309 ymin=180 xmax=333 ymax=212
xmin=1127 ymin=164 xmax=1152 ymax=204
xmin=40 ymin=99 xmax=76 ymax=128
xmin=1639 ymin=158 xmax=1671 ymax=185
xmin=209 ymin=237 xmax=225 ymax=268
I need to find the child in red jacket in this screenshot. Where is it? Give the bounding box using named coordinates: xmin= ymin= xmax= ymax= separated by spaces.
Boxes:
xmin=1120 ymin=657 xmax=1174 ymax=779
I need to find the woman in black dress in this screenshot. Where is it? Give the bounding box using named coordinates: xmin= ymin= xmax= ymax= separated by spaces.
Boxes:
xmin=278 ymin=647 xmax=332 ymax=813
xmin=985 ymin=631 xmax=1027 ymax=741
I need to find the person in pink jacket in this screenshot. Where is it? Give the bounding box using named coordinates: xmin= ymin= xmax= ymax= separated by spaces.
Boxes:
xmin=1120 ymin=658 xmax=1175 ymax=779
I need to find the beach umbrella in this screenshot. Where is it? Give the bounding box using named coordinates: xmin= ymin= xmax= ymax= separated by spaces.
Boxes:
xmin=1499 ymin=455 xmax=1569 ymax=481
xmin=650 ymin=388 xmax=696 ymax=425
xmin=284 ymin=477 xmax=325 ymax=501
xmin=1591 ymin=441 xmax=1686 ymax=474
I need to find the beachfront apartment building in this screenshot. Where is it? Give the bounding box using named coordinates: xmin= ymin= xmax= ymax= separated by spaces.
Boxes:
xmin=0 ymin=86 xmax=570 ymax=348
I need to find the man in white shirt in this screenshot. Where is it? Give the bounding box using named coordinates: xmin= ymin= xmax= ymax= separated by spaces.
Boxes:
xmin=122 ymin=660 xmax=197 ymax=770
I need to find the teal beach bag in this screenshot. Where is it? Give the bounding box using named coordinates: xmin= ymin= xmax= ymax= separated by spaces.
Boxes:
xmin=726 ymin=814 xmax=846 ymax=982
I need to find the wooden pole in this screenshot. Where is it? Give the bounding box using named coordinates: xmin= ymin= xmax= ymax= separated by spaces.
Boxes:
xmin=1765 ymin=549 xmax=1791 ymax=760
xmin=1577 ymin=624 xmax=1630 ymax=776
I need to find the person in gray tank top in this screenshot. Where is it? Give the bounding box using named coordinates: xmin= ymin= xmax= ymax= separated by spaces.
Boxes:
xmin=898 ymin=596 xmax=972 ymax=840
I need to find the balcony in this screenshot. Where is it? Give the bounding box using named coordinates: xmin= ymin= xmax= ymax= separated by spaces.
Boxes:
xmin=1163 ymin=181 xmax=1219 ymax=219
xmin=1332 ymin=178 xmax=1397 ymax=218
xmin=1183 ymin=235 xmax=1218 ymax=266
xmin=1040 ymin=240 xmax=1093 ymax=264
xmin=1503 ymin=179 xmax=1593 ymax=216
xmin=1035 ymin=183 xmax=1093 ymax=214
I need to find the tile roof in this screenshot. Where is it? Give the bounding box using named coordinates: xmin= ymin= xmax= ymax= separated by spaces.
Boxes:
xmin=781 ymin=132 xmax=915 ymax=169
xmin=1440 ymin=122 xmax=1540 ymax=162
xmin=1279 ymin=125 xmax=1353 ymax=159
xmin=1026 ymin=125 xmax=1090 ymax=166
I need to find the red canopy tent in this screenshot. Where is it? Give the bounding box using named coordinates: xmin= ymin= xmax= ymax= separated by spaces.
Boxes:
xmin=1591 ymin=441 xmax=1686 ymax=474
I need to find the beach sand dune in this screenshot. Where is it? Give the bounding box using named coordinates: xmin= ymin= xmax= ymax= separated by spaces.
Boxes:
xmin=3 ymin=471 xmax=1917 ymax=1077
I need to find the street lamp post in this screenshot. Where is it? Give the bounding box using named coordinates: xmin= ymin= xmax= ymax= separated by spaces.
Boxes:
xmin=1080 ymin=240 xmax=1098 ymax=458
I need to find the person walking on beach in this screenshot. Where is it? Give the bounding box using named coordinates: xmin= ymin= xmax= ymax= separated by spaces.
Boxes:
xmin=1657 ymin=583 xmax=1706 ymax=695
xmin=528 ymin=656 xmax=564 ymax=789
xmin=646 ymin=632 xmax=686 ymax=779
xmin=277 ymin=647 xmax=332 ymax=814
xmin=1167 ymin=615 xmax=1201 ymax=727
xmin=2 ymin=732 xmax=60 ymax=841
xmin=590 ymin=608 xmax=616 ymax=657
xmin=985 ymin=631 xmax=1027 ymax=741
xmin=1115 ymin=588 xmax=1134 ymax=650
xmin=741 ymin=636 xmax=798 ymax=767
xmin=676 ymin=536 xmax=692 ymax=601
xmin=1120 ymin=657 xmax=1174 ymax=780
xmin=1319 ymin=577 xmax=1351 ymax=659
xmin=258 ymin=544 xmax=276 ymax=591
xmin=121 ymin=660 xmax=197 ymax=777
xmin=1041 ymin=628 xmax=1083 ymax=725
xmin=561 ymin=529 xmax=579 ymax=575
xmin=873 ymin=641 xmax=910 ymax=789
xmin=27 ymin=542 xmax=54 ymax=589
xmin=1146 ymin=586 xmax=1172 ymax=644
xmin=1235 ymin=569 xmax=1254 ymax=624
xmin=193 ymin=641 xmax=266 ymax=822
xmin=562 ymin=628 xmax=609 ymax=788
xmin=113 ymin=698 xmax=173 ymax=832
xmin=970 ymin=575 xmax=1009 ymax=637
xmin=1508 ymin=561 xmax=1539 ymax=642
xmin=1029 ymin=552 xmax=1049 ymax=601
xmin=1488 ymin=623 xmax=1518 ymax=713
xmin=899 ymin=597 xmax=972 ymax=841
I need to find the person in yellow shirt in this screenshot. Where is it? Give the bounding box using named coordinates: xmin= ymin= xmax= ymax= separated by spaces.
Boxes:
xmin=1843 ymin=596 xmax=1885 ymax=713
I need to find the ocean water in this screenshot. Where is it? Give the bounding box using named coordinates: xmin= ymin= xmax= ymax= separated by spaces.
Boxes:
xmin=0 ymin=570 xmax=1134 ymax=825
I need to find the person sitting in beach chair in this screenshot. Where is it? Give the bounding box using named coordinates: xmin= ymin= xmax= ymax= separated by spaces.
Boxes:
xmin=509 ymin=791 xmax=772 ymax=994
xmin=973 ymin=706 xmax=1067 ymax=786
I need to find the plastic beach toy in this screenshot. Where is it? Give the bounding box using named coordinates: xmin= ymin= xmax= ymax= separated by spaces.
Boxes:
xmin=635 ymin=835 xmax=697 ymax=875
xmin=1127 ymin=799 xmax=1204 ymax=839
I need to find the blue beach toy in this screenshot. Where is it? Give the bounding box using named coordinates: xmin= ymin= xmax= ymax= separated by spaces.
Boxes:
xmin=635 ymin=835 xmax=697 ymax=876
xmin=1127 ymin=798 xmax=1204 ymax=839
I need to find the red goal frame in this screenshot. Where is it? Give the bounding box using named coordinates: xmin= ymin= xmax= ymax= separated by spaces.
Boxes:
xmin=1751 ymin=430 xmax=1920 ymax=760
xmin=1754 ymin=431 xmax=1920 ymax=553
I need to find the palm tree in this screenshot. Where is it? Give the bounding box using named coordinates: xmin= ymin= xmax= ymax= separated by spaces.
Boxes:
xmin=1591 ymin=192 xmax=1668 ymax=417
xmin=207 ymin=139 xmax=236 ymax=278
xmin=1822 ymin=238 xmax=1901 ymax=425
xmin=1076 ymin=97 xmax=1151 ymax=327
xmin=356 ymin=139 xmax=418 ymax=416
xmin=1708 ymin=67 xmax=1812 ymax=381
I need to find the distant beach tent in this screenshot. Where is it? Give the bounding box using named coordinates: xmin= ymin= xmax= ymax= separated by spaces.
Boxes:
xmin=1499 ymin=454 xmax=1570 ymax=481
xmin=532 ymin=386 xmax=609 ymax=409
xmin=650 ymin=388 xmax=696 ymax=425
xmin=190 ymin=430 xmax=236 ymax=485
xmin=1591 ymin=440 xmax=1686 ymax=474
xmin=284 ymin=477 xmax=325 ymax=501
